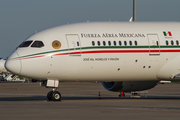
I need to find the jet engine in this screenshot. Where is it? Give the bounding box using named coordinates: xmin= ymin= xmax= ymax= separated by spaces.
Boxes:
xmin=101 ymin=81 xmax=158 ymax=92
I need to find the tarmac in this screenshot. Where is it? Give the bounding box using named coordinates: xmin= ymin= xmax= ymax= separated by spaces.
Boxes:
xmin=0 ymin=82 xmax=180 ymax=120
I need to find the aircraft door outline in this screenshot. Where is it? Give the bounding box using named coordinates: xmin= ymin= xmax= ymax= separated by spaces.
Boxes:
xmin=66 ymin=34 xmax=81 ymax=56
xmin=147 ymin=34 xmax=160 ymax=55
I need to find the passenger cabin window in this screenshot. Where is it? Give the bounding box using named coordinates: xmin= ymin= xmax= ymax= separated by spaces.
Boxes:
xmin=156 ymin=41 xmax=159 ymax=46
xmin=124 ymin=41 xmax=127 ymax=46
xmin=114 ymin=41 xmax=116 ymax=46
xmin=108 ymin=41 xmax=111 ymax=46
xmin=31 ymin=41 xmax=44 ymax=48
xmin=19 ymin=41 xmax=33 ymax=48
xmin=92 ymin=41 xmax=95 ymax=46
xmin=77 ymin=42 xmax=80 ymax=46
xmin=97 ymin=41 xmax=100 ymax=46
xmin=129 ymin=41 xmax=132 ymax=46
xmin=176 ymin=40 xmax=179 ymax=45
xmin=119 ymin=41 xmax=122 ymax=46
xmin=171 ymin=40 xmax=174 ymax=45
xmin=134 ymin=41 xmax=138 ymax=46
xmin=166 ymin=40 xmax=169 ymax=45
xmin=103 ymin=41 xmax=106 ymax=46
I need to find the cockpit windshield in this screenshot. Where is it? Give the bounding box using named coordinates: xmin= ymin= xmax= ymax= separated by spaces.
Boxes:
xmin=18 ymin=40 xmax=45 ymax=48
xmin=31 ymin=41 xmax=44 ymax=48
xmin=18 ymin=41 xmax=33 ymax=48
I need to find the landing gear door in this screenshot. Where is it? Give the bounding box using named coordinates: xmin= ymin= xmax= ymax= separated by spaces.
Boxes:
xmin=147 ymin=34 xmax=160 ymax=55
xmin=66 ymin=34 xmax=81 ymax=56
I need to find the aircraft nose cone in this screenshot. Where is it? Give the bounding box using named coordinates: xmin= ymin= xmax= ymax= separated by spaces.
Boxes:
xmin=5 ymin=51 xmax=22 ymax=75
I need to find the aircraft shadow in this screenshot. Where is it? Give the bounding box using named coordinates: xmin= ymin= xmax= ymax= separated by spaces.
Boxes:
xmin=0 ymin=96 xmax=180 ymax=101
xmin=0 ymin=96 xmax=46 ymax=101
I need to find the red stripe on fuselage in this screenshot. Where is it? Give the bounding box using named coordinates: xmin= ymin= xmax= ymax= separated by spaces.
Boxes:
xmin=14 ymin=49 xmax=180 ymax=61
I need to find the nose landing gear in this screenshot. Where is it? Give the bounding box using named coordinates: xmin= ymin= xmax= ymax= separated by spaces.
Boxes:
xmin=47 ymin=90 xmax=61 ymax=101
xmin=43 ymin=79 xmax=61 ymax=101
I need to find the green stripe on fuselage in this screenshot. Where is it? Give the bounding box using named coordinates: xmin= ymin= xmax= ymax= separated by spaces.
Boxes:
xmin=13 ymin=45 xmax=180 ymax=59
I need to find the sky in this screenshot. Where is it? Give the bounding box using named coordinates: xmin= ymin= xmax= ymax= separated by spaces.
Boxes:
xmin=0 ymin=0 xmax=180 ymax=58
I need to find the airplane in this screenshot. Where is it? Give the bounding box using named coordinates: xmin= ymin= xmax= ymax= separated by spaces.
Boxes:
xmin=5 ymin=21 xmax=180 ymax=101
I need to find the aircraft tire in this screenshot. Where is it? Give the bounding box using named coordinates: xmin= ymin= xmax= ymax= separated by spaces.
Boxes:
xmin=52 ymin=91 xmax=61 ymax=101
xmin=47 ymin=91 xmax=53 ymax=101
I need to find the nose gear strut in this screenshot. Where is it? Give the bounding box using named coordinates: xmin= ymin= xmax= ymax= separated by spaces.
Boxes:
xmin=45 ymin=80 xmax=61 ymax=101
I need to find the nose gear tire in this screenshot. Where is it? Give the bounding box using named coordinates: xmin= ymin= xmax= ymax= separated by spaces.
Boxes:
xmin=47 ymin=91 xmax=61 ymax=101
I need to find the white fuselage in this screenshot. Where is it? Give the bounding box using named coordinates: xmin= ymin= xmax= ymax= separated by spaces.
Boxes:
xmin=5 ymin=22 xmax=180 ymax=82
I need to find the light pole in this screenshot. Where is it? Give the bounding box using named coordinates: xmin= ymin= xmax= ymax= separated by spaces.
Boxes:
xmin=133 ymin=0 xmax=136 ymax=21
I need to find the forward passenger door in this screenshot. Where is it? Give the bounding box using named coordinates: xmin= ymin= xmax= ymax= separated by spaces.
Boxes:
xmin=66 ymin=34 xmax=81 ymax=56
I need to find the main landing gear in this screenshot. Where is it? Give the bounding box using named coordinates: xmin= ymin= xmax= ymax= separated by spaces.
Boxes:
xmin=42 ymin=80 xmax=61 ymax=101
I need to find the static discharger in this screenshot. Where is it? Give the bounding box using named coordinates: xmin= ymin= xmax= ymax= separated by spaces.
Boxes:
xmin=52 ymin=40 xmax=61 ymax=49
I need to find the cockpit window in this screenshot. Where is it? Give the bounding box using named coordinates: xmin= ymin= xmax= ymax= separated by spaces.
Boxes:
xmin=31 ymin=41 xmax=44 ymax=48
xmin=18 ymin=41 xmax=33 ymax=47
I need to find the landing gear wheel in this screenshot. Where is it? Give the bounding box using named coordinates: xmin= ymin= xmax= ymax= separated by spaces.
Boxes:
xmin=52 ymin=91 xmax=61 ymax=101
xmin=47 ymin=91 xmax=53 ymax=101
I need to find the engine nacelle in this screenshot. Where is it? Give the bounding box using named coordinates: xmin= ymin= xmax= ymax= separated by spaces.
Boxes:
xmin=101 ymin=81 xmax=158 ymax=92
